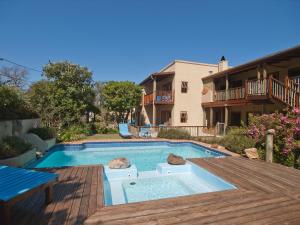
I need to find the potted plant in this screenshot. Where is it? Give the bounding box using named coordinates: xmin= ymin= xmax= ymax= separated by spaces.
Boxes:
xmin=0 ymin=136 xmax=36 ymax=167
xmin=28 ymin=127 xmax=56 ymax=150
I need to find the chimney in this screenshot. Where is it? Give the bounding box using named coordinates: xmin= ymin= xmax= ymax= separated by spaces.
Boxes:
xmin=218 ymin=56 xmax=229 ymax=72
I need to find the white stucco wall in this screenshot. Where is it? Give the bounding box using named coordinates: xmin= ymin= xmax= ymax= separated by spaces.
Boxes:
xmin=171 ymin=61 xmax=218 ymax=126
xmin=0 ymin=118 xmax=41 ymax=139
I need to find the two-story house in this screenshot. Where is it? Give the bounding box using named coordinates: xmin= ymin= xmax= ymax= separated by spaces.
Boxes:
xmin=137 ymin=60 xmax=227 ymax=126
xmin=137 ymin=45 xmax=300 ymax=129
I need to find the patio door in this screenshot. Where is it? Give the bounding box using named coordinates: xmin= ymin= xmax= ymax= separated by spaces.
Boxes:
xmin=161 ymin=111 xmax=171 ymax=125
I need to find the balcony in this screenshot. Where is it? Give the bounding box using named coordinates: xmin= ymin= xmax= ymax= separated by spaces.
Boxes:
xmin=143 ymin=90 xmax=174 ymax=105
xmin=208 ymin=78 xmax=299 ymax=108
xmin=214 ymin=87 xmax=245 ymax=101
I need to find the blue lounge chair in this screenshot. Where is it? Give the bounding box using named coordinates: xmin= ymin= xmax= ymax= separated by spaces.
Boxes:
xmin=139 ymin=127 xmax=151 ymax=138
xmin=118 ymin=123 xmax=133 ymax=138
xmin=0 ymin=166 xmax=58 ymax=225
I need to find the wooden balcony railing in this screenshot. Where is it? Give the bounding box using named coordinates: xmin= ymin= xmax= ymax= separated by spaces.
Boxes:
xmin=143 ymin=90 xmax=174 ymax=105
xmin=213 ymin=77 xmax=300 ymax=108
xmin=214 ymin=87 xmax=245 ymax=101
xmin=155 ymin=90 xmax=174 ymax=104
xmin=247 ymin=79 xmax=268 ymax=96
xmin=144 ymin=92 xmax=153 ymax=105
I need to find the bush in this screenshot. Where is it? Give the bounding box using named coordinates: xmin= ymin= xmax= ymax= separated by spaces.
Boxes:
xmin=58 ymin=124 xmax=92 ymax=142
xmin=0 ymin=136 xmax=32 ymax=159
xmin=194 ymin=136 xmax=222 ymax=144
xmin=0 ymin=85 xmax=38 ymax=120
xmin=95 ymin=123 xmax=118 ymax=134
xmin=28 ymin=127 xmax=56 ymax=140
xmin=218 ymin=127 xmax=256 ymax=154
xmin=158 ymin=129 xmax=191 ymax=139
xmin=247 ymin=110 xmax=300 ymax=167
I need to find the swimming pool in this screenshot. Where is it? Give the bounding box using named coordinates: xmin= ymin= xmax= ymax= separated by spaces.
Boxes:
xmin=31 ymin=141 xmax=226 ymax=171
xmin=31 ymin=141 xmax=234 ymax=205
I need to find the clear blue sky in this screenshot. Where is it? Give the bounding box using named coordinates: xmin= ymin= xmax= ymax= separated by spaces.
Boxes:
xmin=0 ymin=0 xmax=299 ymax=84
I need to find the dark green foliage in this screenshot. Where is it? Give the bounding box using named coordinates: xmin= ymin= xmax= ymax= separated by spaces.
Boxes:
xmin=28 ymin=62 xmax=96 ymax=128
xmin=27 ymin=80 xmax=56 ymax=126
xmin=102 ymin=81 xmax=142 ymax=123
xmin=0 ymin=85 xmax=38 ymax=120
xmin=157 ymin=129 xmax=191 ymax=139
xmin=58 ymin=124 xmax=93 ymax=142
xmin=218 ymin=127 xmax=256 ymax=154
xmin=0 ymin=136 xmax=32 ymax=159
xmin=28 ymin=127 xmax=56 ymax=140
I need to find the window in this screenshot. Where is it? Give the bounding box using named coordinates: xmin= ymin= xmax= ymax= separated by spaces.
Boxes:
xmin=180 ymin=111 xmax=188 ymax=123
xmin=181 ymin=81 xmax=188 ymax=93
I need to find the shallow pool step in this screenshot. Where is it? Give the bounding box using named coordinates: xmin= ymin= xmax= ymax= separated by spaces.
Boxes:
xmin=104 ymin=165 xmax=138 ymax=180
xmin=156 ymin=163 xmax=192 ymax=175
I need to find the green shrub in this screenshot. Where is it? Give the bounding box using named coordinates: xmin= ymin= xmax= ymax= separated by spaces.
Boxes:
xmin=219 ymin=127 xmax=256 ymax=154
xmin=158 ymin=129 xmax=191 ymax=140
xmin=0 ymin=136 xmax=32 ymax=159
xmin=0 ymin=85 xmax=38 ymax=120
xmin=28 ymin=127 xmax=56 ymax=140
xmin=58 ymin=124 xmax=92 ymax=142
xmin=194 ymin=136 xmax=222 ymax=144
xmin=95 ymin=124 xmax=118 ymax=134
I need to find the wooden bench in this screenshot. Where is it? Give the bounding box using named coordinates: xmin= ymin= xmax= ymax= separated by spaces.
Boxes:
xmin=0 ymin=166 xmax=58 ymax=225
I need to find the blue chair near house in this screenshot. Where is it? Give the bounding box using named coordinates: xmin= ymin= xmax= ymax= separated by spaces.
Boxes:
xmin=139 ymin=126 xmax=151 ymax=138
xmin=118 ymin=123 xmax=133 ymax=138
xmin=0 ymin=166 xmax=58 ymax=225
xmin=156 ymin=95 xmax=162 ymax=102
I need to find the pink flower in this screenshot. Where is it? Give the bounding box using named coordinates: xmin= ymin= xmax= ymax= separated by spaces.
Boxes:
xmin=282 ymin=148 xmax=290 ymax=155
xmin=292 ymin=107 xmax=300 ymax=114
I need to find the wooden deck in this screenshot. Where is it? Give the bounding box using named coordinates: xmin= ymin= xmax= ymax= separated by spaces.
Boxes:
xmin=6 ymin=165 xmax=104 ymax=225
xmin=86 ymin=157 xmax=300 ymax=225
xmin=5 ymin=157 xmax=300 ymax=225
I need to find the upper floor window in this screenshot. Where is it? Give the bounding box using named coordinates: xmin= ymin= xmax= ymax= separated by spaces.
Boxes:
xmin=181 ymin=81 xmax=188 ymax=93
xmin=180 ymin=111 xmax=188 ymax=123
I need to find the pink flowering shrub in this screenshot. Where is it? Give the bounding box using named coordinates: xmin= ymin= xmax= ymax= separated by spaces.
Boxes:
xmin=247 ymin=108 xmax=300 ymax=167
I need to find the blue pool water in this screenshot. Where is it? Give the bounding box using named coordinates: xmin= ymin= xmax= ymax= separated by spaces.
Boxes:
xmin=32 ymin=142 xmax=225 ymax=171
xmin=104 ymin=162 xmax=236 ymax=205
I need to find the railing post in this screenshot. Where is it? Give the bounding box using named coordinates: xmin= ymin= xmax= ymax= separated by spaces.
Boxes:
xmin=268 ymin=76 xmax=273 ymax=98
xmin=244 ymin=80 xmax=248 ymax=99
xmin=266 ymin=129 xmax=275 ymax=163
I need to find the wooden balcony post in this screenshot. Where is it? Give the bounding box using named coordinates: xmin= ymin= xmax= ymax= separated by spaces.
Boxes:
xmin=142 ymin=89 xmax=145 ymax=107
xmin=268 ymin=76 xmax=273 ymax=98
xmin=209 ymin=107 xmax=213 ymax=128
xmin=224 ymin=106 xmax=229 ymax=127
xmin=245 ymin=80 xmax=248 ymax=99
xmin=225 ymin=74 xmax=229 ymax=100
xmin=152 ymin=77 xmax=157 ymax=125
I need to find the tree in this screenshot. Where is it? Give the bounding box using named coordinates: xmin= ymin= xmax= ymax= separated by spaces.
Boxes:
xmin=0 ymin=85 xmax=37 ymax=120
xmin=27 ymin=80 xmax=57 ymax=126
xmin=102 ymin=81 xmax=142 ymax=123
xmin=0 ymin=66 xmax=28 ymax=88
xmin=28 ymin=61 xmax=96 ymax=127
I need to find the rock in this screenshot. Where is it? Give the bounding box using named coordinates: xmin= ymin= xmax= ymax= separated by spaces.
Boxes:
xmin=36 ymin=151 xmax=43 ymax=159
xmin=244 ymin=148 xmax=259 ymax=159
xmin=108 ymin=157 xmax=131 ymax=169
xmin=210 ymin=144 xmax=219 ymax=149
xmin=167 ymin=153 xmax=186 ymax=165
